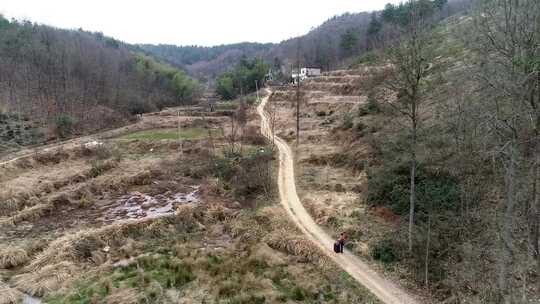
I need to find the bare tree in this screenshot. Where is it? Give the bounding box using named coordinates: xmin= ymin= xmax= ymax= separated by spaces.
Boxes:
xmin=266 ymin=99 xmax=278 ymax=148
xmin=384 ymin=0 xmax=435 ymax=253
xmin=472 ymin=0 xmax=540 ymax=300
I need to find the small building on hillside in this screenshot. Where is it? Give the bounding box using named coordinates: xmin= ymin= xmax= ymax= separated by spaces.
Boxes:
xmin=292 ymin=67 xmax=322 ymax=83
xmin=265 ymin=69 xmax=275 ymax=82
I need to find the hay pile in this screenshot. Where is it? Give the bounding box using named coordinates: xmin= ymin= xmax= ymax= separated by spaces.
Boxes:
xmin=10 ymin=209 xmax=199 ymax=298
xmin=228 ymin=215 xmax=266 ymax=244
xmin=32 ymin=149 xmax=70 ymax=165
xmin=103 ymin=288 xmax=140 ymax=304
xmin=0 ymin=282 xmax=22 ymax=304
xmin=204 ymin=204 xmax=237 ymax=223
xmin=13 ymin=261 xmax=78 ymax=297
xmin=264 ymin=231 xmax=327 ymax=266
xmin=5 ymin=204 xmax=53 ymax=226
xmin=0 ymin=245 xmax=29 ymax=268
xmin=26 ymin=208 xmax=199 ymax=270
xmin=269 ymin=90 xmax=297 ymax=102
xmin=0 ymin=198 xmax=19 ymax=217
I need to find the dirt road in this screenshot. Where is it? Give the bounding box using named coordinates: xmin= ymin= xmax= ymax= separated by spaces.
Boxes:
xmin=257 ymin=91 xmax=420 ymax=304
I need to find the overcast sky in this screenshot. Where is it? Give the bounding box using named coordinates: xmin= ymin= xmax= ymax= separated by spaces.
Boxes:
xmin=0 ymin=0 xmax=403 ymax=46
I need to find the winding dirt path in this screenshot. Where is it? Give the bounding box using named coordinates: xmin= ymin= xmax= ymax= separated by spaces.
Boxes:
xmin=257 ymin=90 xmax=419 ymax=304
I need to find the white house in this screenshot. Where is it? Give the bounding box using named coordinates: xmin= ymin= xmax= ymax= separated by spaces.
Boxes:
xmin=292 ymin=67 xmax=322 ymax=83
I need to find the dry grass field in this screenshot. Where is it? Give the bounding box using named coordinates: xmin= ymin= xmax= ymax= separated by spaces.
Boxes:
xmin=0 ymin=102 xmax=379 ymax=303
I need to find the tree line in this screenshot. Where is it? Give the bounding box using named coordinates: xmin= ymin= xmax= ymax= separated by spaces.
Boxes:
xmin=363 ymin=0 xmax=540 ymax=302
xmin=215 ymin=57 xmax=268 ymax=100
xmin=0 ymin=16 xmax=201 ymax=139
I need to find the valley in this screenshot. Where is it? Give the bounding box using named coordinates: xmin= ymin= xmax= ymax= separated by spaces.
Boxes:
xmin=1 ymin=0 xmax=540 ymax=303
xmin=0 ymin=100 xmax=381 ymax=303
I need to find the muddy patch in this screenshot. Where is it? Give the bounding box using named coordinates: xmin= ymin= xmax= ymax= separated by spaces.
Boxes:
xmin=101 ymin=188 xmax=200 ymax=222
xmin=23 ymin=294 xmax=42 ymax=304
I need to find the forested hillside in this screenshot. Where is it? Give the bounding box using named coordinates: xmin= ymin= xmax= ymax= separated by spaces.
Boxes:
xmin=142 ymin=0 xmax=472 ymax=84
xmin=269 ymin=0 xmax=471 ymax=72
xmin=0 ymin=15 xmax=201 ymax=151
xmin=215 ymin=57 xmax=268 ymax=100
xmin=139 ymin=43 xmax=273 ymax=81
xmin=362 ymin=1 xmax=540 ymax=299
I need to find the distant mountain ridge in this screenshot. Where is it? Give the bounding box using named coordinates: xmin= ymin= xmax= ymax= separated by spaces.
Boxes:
xmin=139 ymin=42 xmax=274 ymax=81
xmin=139 ymin=11 xmax=375 ymax=81
xmin=141 ymin=0 xmax=472 ymax=82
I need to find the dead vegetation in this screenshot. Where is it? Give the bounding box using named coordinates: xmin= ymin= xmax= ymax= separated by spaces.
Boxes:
xmin=0 ymin=101 xmax=380 ymax=303
xmin=265 ymin=232 xmax=327 ymax=265
xmin=32 ymin=149 xmax=70 ymax=165
xmin=102 ymin=288 xmax=139 ymax=304
xmin=14 ymin=261 xmax=79 ymax=297
xmin=268 ymin=67 xmax=411 ymax=295
xmin=0 ymin=246 xmax=29 ymax=269
xmin=0 ymin=282 xmax=22 ymax=304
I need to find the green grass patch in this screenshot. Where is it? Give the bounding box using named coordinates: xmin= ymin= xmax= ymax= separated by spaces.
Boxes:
xmin=270 ymin=268 xmax=311 ymax=302
xmin=46 ymin=254 xmax=195 ymax=304
xmin=118 ymin=127 xmax=221 ymax=141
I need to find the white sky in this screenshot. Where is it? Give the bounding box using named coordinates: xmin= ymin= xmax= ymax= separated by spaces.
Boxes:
xmin=0 ymin=0 xmax=403 ymax=46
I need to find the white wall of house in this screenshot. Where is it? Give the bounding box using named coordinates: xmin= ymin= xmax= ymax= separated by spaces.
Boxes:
xmin=292 ymin=67 xmax=321 ymax=83
xmin=300 ymin=68 xmax=321 ymax=77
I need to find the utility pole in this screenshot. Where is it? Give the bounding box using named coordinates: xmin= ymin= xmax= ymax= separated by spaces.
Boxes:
xmin=296 ymin=40 xmax=301 ymax=146
xmin=177 ymin=110 xmax=183 ymax=155
xmin=255 ymin=80 xmax=260 ymax=101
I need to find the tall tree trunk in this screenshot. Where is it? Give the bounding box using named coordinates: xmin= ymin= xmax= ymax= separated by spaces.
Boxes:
xmin=535 ymin=71 xmax=540 ymax=268
xmin=532 ymin=153 xmax=540 ymax=265
xmin=424 ymin=214 xmax=431 ymax=288
xmin=409 ymin=105 xmax=417 ymax=253
xmin=499 ymin=145 xmax=517 ymax=303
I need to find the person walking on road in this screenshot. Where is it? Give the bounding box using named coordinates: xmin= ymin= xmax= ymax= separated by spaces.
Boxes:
xmin=334 ymin=232 xmax=347 ymax=253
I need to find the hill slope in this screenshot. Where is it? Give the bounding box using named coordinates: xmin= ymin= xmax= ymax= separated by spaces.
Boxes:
xmin=0 ymin=16 xmax=201 ymax=153
xmin=139 ymin=43 xmax=273 ymax=81
xmin=142 ymin=0 xmax=472 ymax=83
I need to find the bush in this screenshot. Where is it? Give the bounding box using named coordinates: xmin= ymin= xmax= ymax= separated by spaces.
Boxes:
xmin=216 ymin=74 xmax=236 ymax=100
xmin=350 ymin=52 xmax=381 ymax=67
xmin=366 ymin=97 xmax=380 ymax=114
xmin=242 ymin=126 xmax=267 ymax=145
xmin=367 ymin=164 xmax=460 ymax=217
xmin=127 ymin=99 xmax=154 ymax=115
xmin=229 ymin=295 xmax=266 ymax=304
xmin=370 ymin=239 xmax=398 ymax=263
xmin=215 ymin=57 xmax=268 ymax=100
xmin=55 ymin=114 xmax=77 ymax=138
xmin=88 ymin=160 xmax=117 ymax=178
xmin=290 ymin=287 xmax=306 ymax=301
xmin=358 ymin=95 xmax=381 ymax=117
xmin=329 ymin=152 xmax=366 ymax=172
xmin=341 ymin=114 xmax=354 ymax=129
xmin=213 ymin=148 xmax=274 ymax=200
xmin=241 ymin=95 xmax=257 ymax=106
xmin=354 ymin=122 xmax=366 ymax=133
